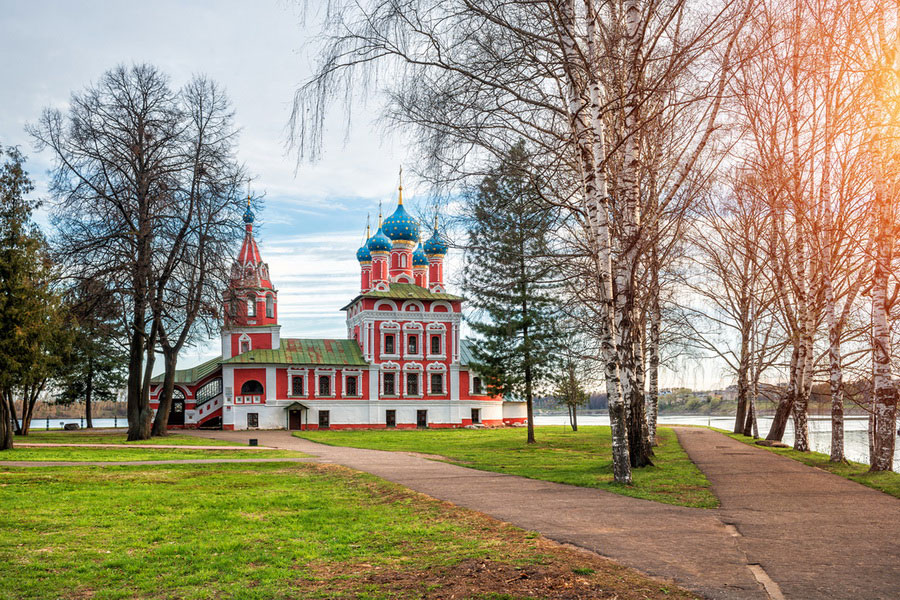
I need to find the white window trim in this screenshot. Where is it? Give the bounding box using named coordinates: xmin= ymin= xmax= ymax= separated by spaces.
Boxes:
xmin=404 ymin=331 xmax=424 ymax=359
xmin=287 ymin=368 xmax=308 ymax=397
xmin=342 ymin=369 xmax=363 ymax=398
xmin=314 ymin=369 xmax=336 ymax=398
xmin=404 ymin=371 xmax=422 ymax=397
xmin=469 ymin=372 xmax=486 ymax=396
xmin=246 ymin=294 xmax=257 ymax=317
xmin=403 ymin=363 xmax=424 ymax=398
xmin=426 ymin=330 xmax=446 ymax=360
xmin=238 ymin=333 xmax=252 ymax=354
xmin=428 ymin=371 xmax=446 ymax=396
xmin=381 ymin=370 xmax=400 ymax=397
xmin=380 ymin=321 xmax=402 ymax=359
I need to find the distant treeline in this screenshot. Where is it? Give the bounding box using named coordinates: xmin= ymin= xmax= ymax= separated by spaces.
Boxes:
xmin=536 ymin=381 xmax=874 ymax=416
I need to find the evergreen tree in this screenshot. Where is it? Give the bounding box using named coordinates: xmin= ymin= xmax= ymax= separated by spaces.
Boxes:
xmin=55 ymin=279 xmax=127 ymax=428
xmin=0 ymin=144 xmax=65 ymax=447
xmin=463 ymin=143 xmax=563 ymax=444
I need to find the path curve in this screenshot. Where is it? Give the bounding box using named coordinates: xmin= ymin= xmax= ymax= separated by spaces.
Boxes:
xmin=674 ymin=427 xmax=900 ymax=600
xmin=182 ymin=427 xmax=900 ymax=600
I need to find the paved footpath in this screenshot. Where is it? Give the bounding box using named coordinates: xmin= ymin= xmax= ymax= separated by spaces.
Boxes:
xmin=183 ymin=427 xmax=900 ymax=600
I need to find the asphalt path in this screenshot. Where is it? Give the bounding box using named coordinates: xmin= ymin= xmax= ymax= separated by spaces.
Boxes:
xmin=182 ymin=427 xmax=900 ymax=600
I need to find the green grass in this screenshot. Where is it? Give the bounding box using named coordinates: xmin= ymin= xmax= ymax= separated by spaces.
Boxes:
xmin=726 ymin=431 xmax=900 ymax=499
xmin=0 ymin=446 xmax=306 ymax=462
xmin=295 ymin=426 xmax=718 ymax=508
xmin=20 ymin=430 xmax=238 ymax=446
xmin=0 ymin=462 xmax=696 ymax=600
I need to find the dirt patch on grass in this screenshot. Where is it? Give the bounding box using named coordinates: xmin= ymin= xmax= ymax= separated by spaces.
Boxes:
xmin=366 ymin=554 xmax=695 ymax=599
xmin=305 ymin=547 xmax=696 ymax=599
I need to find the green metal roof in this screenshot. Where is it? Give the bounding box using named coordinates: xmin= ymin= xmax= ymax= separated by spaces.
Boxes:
xmin=150 ymin=356 xmax=221 ymax=385
xmin=222 ymin=338 xmax=368 ymax=366
xmin=459 ymin=339 xmax=474 ymax=366
xmin=341 ymin=283 xmax=463 ymax=310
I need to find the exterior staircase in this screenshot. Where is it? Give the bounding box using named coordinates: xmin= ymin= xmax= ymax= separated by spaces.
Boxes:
xmin=195 ymin=393 xmax=223 ymax=429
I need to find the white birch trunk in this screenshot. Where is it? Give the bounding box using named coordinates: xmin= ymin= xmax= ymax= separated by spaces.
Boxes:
xmin=565 ymin=0 xmax=631 ymax=483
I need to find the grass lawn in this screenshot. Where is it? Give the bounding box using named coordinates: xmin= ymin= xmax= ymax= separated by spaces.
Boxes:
xmin=295 ymin=425 xmax=718 ymax=508
xmin=0 ymin=446 xmax=305 ymax=462
xmin=21 ymin=430 xmax=238 ymax=446
xmin=726 ymin=431 xmax=900 ymax=500
xmin=0 ymin=462 xmax=697 ymax=600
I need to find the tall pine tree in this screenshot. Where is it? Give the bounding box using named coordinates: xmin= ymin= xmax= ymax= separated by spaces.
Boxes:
xmin=463 ymin=143 xmax=563 ymax=444
xmin=0 ymin=144 xmax=64 ymax=447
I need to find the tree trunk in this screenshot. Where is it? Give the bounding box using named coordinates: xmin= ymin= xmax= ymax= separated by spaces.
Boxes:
xmin=626 ymin=314 xmax=653 ymax=467
xmin=10 ymin=393 xmax=21 ymax=436
xmin=524 ymin=361 xmax=535 ymax=445
xmin=647 ymin=279 xmax=660 ymax=446
xmin=0 ymin=390 xmax=13 ymax=450
xmin=734 ymin=328 xmax=750 ymax=434
xmin=85 ymin=357 xmax=94 ymax=429
xmin=151 ymin=349 xmax=179 ymax=436
xmin=768 ymin=343 xmax=798 ymax=441
xmin=127 ymin=311 xmax=156 ymax=441
xmin=870 ymin=176 xmax=897 ymax=471
xmin=563 ymin=0 xmax=629 ymax=482
xmin=571 ymin=403 xmax=578 ymax=432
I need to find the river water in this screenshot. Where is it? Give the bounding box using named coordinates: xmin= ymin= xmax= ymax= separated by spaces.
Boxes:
xmin=535 ymin=413 xmax=900 ymax=471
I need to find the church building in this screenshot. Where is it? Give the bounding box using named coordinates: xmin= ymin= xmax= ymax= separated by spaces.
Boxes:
xmin=149 ymin=185 xmax=527 ymax=430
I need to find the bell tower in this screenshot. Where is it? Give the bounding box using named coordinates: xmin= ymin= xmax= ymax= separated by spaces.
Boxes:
xmin=221 ymin=197 xmax=280 ymax=359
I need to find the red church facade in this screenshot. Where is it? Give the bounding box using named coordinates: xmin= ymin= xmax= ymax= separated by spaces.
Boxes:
xmin=149 ymin=187 xmax=527 ymax=430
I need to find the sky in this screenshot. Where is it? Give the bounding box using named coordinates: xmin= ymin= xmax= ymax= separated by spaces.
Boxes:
xmin=0 ymin=1 xmax=725 ymax=389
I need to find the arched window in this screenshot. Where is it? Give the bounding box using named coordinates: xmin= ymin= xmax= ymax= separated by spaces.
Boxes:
xmin=266 ymin=294 xmax=274 ymax=318
xmin=241 ymin=380 xmax=264 ymax=395
xmin=246 ymin=295 xmax=257 ymax=317
xmin=401 ymin=254 xmax=407 ymax=268
xmin=239 ymin=334 xmax=251 ymax=355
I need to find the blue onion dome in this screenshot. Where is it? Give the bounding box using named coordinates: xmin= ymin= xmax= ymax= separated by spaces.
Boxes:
xmin=412 ymin=244 xmax=428 ymax=267
xmin=242 ymin=204 xmax=254 ymax=224
xmin=382 ymin=201 xmax=420 ymax=242
xmin=356 ymin=243 xmax=372 ymax=263
xmin=367 ymin=227 xmax=392 ymax=253
xmin=423 ymin=229 xmax=448 ymax=256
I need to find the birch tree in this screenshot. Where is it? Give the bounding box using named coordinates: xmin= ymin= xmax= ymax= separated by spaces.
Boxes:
xmin=292 ymin=0 xmax=748 ymax=482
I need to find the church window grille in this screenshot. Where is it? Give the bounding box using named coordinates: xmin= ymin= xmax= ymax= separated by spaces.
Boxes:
xmin=473 ymin=377 xmax=483 ymax=395
xmin=430 ymin=335 xmax=441 ymax=355
xmin=384 ymin=334 xmax=395 ymax=355
xmin=407 ymin=335 xmax=417 ymax=354
xmin=383 ymin=373 xmax=396 ymax=395
xmin=346 ymin=376 xmax=358 ymax=396
xmin=318 ymin=375 xmax=331 ymax=396
xmin=406 ymin=373 xmax=419 ymax=396
xmin=430 ymin=373 xmax=444 ymax=395
xmin=291 ymin=375 xmax=304 ymax=396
